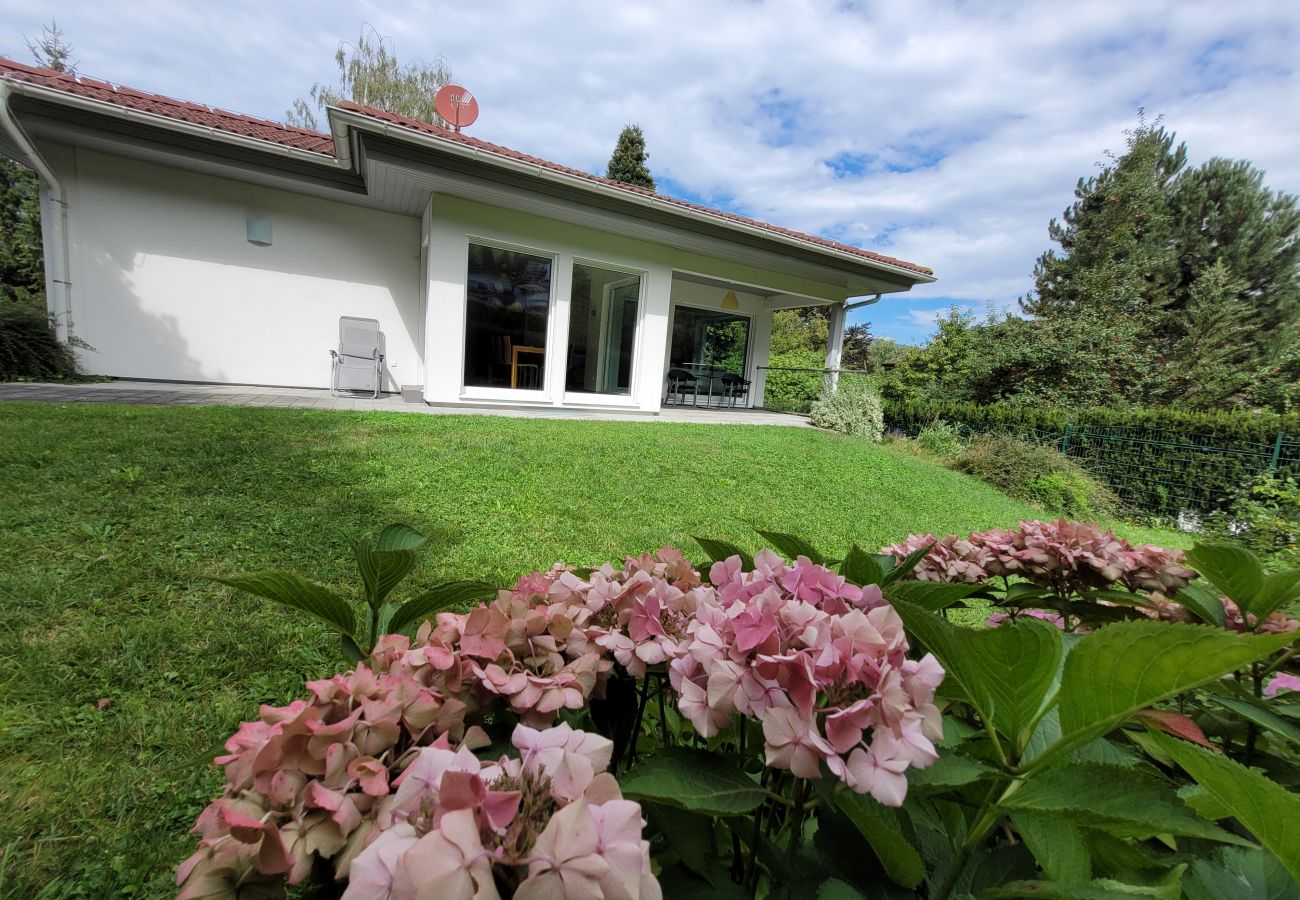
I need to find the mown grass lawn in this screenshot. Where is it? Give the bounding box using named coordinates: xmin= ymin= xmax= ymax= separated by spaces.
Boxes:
xmin=0 ymin=401 xmax=1185 ymax=897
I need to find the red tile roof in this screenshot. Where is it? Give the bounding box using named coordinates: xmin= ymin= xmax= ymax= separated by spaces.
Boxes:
xmin=0 ymin=58 xmax=334 ymax=155
xmin=1 ymin=57 xmax=932 ymax=277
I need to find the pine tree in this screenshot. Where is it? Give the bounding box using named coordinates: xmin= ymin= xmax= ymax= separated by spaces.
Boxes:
xmin=286 ymin=26 xmax=452 ymax=130
xmin=605 ymin=125 xmax=655 ymax=191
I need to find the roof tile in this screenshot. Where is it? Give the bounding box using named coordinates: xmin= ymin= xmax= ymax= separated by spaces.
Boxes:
xmin=0 ymin=57 xmax=932 ymax=277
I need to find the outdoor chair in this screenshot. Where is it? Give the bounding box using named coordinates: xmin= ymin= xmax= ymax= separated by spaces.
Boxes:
xmin=666 ymin=368 xmax=699 ymax=406
xmin=720 ymin=373 xmax=751 ymax=407
xmin=330 ymin=316 xmax=384 ymax=398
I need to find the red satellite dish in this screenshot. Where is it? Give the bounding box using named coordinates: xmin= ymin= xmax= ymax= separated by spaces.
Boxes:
xmin=435 ymin=84 xmax=479 ymax=132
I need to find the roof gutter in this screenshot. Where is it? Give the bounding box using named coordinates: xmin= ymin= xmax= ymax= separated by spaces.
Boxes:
xmin=0 ymin=78 xmax=350 ymax=170
xmin=325 ymin=106 xmax=937 ymax=285
xmin=0 ymin=81 xmax=74 ymax=343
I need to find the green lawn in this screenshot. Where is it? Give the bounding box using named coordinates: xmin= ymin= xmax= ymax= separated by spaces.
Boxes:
xmin=0 ymin=402 xmax=1184 ymax=897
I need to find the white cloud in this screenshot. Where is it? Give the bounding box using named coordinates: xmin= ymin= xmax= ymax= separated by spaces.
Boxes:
xmin=4 ymin=0 xmax=1299 ymax=343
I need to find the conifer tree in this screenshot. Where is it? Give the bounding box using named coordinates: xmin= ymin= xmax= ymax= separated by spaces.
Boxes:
xmin=605 ymin=125 xmax=655 ymax=190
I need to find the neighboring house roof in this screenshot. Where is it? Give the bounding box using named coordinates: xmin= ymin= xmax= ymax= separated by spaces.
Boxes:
xmin=0 ymin=57 xmax=934 ymax=279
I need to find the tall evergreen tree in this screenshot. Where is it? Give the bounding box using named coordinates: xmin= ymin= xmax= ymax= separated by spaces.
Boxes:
xmin=605 ymin=125 xmax=655 ymax=190
xmin=286 ymin=26 xmax=452 ymax=130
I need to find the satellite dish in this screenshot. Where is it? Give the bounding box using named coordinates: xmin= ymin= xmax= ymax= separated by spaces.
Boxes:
xmin=435 ymin=84 xmax=479 ymax=132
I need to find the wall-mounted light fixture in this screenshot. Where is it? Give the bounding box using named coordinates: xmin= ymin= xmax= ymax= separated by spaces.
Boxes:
xmin=246 ymin=215 xmax=272 ymax=246
xmin=721 ymin=290 xmax=740 ymax=310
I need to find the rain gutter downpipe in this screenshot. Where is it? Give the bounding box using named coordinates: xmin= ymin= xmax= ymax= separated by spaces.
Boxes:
xmin=0 ymin=82 xmax=73 ymax=343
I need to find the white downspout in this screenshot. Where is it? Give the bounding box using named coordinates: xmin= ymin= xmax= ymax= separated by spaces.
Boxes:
xmin=0 ymin=83 xmax=73 ymax=344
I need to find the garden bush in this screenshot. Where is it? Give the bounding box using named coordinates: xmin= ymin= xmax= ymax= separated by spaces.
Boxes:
xmin=885 ymin=398 xmax=1300 ymax=516
xmin=183 ymin=521 xmax=1300 ymax=898
xmin=914 ymin=419 xmax=964 ymax=460
xmin=0 ymin=303 xmax=80 ymax=380
xmin=809 ymin=376 xmax=884 ymax=440
xmin=1204 ymin=473 xmax=1300 ymax=568
xmin=953 ymin=432 xmax=1117 ymax=518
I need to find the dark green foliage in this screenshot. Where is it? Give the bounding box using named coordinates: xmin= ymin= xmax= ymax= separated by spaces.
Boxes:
xmin=605 ymin=124 xmax=656 ymax=190
xmin=1204 ymin=474 xmax=1300 ymax=568
xmin=954 ymin=434 xmax=1116 ymax=518
xmin=0 ymin=304 xmax=78 ymax=380
xmin=0 ymin=159 xmax=45 ymax=309
xmin=886 ymin=399 xmax=1300 ymax=516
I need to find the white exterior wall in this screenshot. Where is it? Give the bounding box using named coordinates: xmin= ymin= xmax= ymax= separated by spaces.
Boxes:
xmin=47 ymin=146 xmax=422 ymax=389
xmin=423 ymin=194 xmax=674 ymax=412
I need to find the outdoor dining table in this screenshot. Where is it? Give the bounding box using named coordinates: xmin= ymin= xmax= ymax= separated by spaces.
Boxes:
xmin=681 ymin=364 xmax=728 ymax=406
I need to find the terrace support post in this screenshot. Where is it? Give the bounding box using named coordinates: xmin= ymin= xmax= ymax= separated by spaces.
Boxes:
xmin=824 ymin=301 xmax=846 ymax=397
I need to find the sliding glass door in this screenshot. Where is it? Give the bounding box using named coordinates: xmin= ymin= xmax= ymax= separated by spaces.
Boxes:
xmin=565 ymin=264 xmax=641 ymax=395
xmin=669 ymin=306 xmax=751 ymax=399
xmin=463 ymin=242 xmax=553 ymax=391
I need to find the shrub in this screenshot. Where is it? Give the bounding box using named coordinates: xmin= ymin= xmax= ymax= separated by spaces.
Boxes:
xmin=954 ymin=432 xmax=1117 ymax=517
xmin=0 ymin=304 xmax=80 ymax=380
xmin=809 ymin=376 xmax=884 ymax=440
xmin=1205 ymin=474 xmax=1300 ymax=567
xmin=884 ymin=398 xmax=1300 ymax=516
xmin=185 ymin=525 xmax=1300 ymax=897
xmin=914 ymin=419 xmax=964 ymax=459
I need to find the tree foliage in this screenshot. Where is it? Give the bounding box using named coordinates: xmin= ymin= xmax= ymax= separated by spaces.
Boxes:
xmin=605 ymin=124 xmax=656 ymax=190
xmin=884 ymin=115 xmax=1300 ymax=413
xmin=286 ymin=25 xmax=452 ymax=130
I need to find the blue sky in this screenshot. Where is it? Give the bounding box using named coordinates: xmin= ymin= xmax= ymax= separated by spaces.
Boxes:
xmin=5 ymin=1 xmax=1300 ymax=344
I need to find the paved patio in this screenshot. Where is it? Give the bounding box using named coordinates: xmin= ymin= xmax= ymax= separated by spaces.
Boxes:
xmin=0 ymin=380 xmax=811 ymax=427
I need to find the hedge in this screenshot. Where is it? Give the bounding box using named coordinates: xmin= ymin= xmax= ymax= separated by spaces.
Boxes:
xmin=883 ymin=400 xmax=1300 ymax=517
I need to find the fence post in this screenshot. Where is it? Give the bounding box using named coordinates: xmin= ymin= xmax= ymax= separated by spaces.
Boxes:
xmin=1060 ymin=418 xmax=1073 ymax=454
xmin=1270 ymin=431 xmax=1285 ymax=471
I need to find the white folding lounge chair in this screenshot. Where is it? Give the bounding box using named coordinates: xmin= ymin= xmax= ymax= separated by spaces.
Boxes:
xmin=330 ymin=316 xmax=384 ymax=398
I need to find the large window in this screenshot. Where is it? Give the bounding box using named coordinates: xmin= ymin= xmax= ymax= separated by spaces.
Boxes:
xmin=463 ymin=243 xmax=553 ymax=390
xmin=669 ymin=307 xmax=751 ymax=396
xmin=565 ymin=264 xmax=641 ymax=395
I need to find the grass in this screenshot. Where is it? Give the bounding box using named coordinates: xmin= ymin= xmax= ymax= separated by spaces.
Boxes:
xmin=0 ymin=402 xmax=1186 ymax=897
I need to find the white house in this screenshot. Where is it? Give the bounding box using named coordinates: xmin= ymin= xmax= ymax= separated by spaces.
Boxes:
xmin=0 ymin=58 xmax=934 ymax=413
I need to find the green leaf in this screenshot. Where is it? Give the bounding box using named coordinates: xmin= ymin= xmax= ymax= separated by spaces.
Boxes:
xmin=1186 ymin=542 xmax=1264 ymax=610
xmin=1010 ymin=813 xmax=1090 ymax=882
xmin=831 ymin=790 xmax=925 ymax=889
xmin=1149 ymin=730 xmax=1300 ymax=882
xmin=644 ymin=804 xmax=715 ymax=883
xmin=693 ymin=536 xmax=754 ymax=571
xmin=374 ymin=523 xmax=427 ymax=552
xmin=904 ymin=753 xmax=993 ymax=793
xmin=891 ymin=599 xmax=1063 ymax=754
xmin=882 ymin=542 xmax=934 ymax=585
xmin=1044 ymin=621 xmax=1294 ymax=765
xmin=885 ymin=580 xmax=986 ymax=612
xmin=980 ymin=867 xmax=1185 ymax=899
xmin=1177 ymin=784 xmax=1234 ymax=823
xmin=1173 ymin=582 xmax=1227 ymax=628
xmin=1211 ymin=694 xmax=1300 ymax=746
xmin=1185 ymin=847 xmax=1300 ymax=900
xmin=211 ymin=572 xmax=356 ymax=639
xmin=1256 ymin=569 xmax=1300 ymax=621
xmin=818 ymin=878 xmax=866 ymax=900
xmin=351 ymin=533 xmax=421 ymax=610
xmin=388 ymin=580 xmax=497 ymax=635
xmin=755 ymin=530 xmax=825 ymax=565
xmin=341 ymin=633 xmax=365 ymax=662
xmin=840 ymin=544 xmax=885 ymax=587
xmin=998 ymin=764 xmax=1249 ymax=845
xmin=619 ymin=748 xmax=766 ymax=816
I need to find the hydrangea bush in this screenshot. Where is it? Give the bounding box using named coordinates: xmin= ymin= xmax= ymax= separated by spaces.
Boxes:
xmin=186 ymin=523 xmax=1300 ymax=898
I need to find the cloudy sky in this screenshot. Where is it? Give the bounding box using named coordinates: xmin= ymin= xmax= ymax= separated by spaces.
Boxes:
xmin=4 ymin=1 xmax=1299 ymax=343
